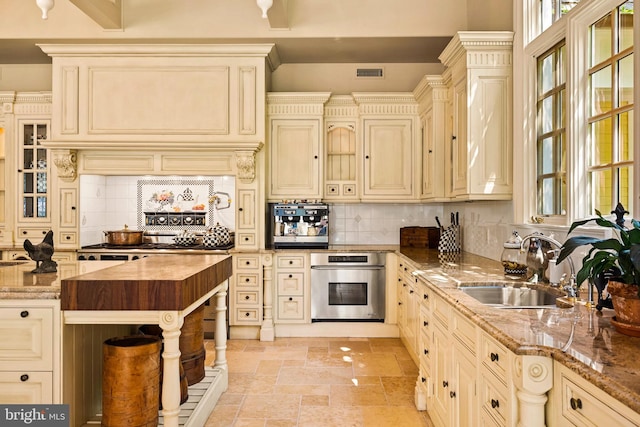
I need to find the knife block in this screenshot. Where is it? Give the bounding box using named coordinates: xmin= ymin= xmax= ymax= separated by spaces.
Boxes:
xmin=400 ymin=227 xmax=440 ymax=248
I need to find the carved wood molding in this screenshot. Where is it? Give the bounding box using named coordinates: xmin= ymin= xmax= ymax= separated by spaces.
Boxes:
xmin=235 ymin=143 xmax=264 ymax=184
xmin=52 ymin=149 xmax=78 ymax=182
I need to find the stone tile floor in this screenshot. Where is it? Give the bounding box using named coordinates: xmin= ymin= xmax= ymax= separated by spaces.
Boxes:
xmin=203 ymin=337 xmax=435 ymax=427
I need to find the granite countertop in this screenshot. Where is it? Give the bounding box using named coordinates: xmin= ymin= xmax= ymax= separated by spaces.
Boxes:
xmin=0 ymin=260 xmax=125 ymax=299
xmin=397 ymin=247 xmax=640 ymax=415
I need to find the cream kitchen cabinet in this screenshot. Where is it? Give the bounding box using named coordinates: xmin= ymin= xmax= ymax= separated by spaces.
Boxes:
xmin=266 ymin=93 xmax=331 ymax=201
xmin=353 ymin=92 xmax=420 ymax=201
xmin=439 ymin=32 xmax=514 ymax=201
xmin=550 ymin=362 xmax=640 ymax=427
xmin=274 ymin=253 xmax=309 ymax=323
xmin=235 ymin=186 xmax=259 ymax=250
xmin=414 ymin=76 xmax=448 ymax=201
xmin=230 ymin=253 xmax=263 ymax=326
xmin=397 ymin=258 xmax=419 ymax=361
xmin=0 ymin=300 xmax=60 ymax=404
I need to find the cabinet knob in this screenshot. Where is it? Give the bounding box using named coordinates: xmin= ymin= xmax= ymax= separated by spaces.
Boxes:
xmin=423 ymin=321 xmax=428 ymax=326
xmin=289 ymin=260 xmax=293 ymax=265
xmin=421 ymin=377 xmax=426 ymax=383
xmin=71 ymin=206 xmax=76 ymax=210
xmin=245 ymin=312 xmax=250 ymax=317
xmin=238 ymin=208 xmax=243 ymax=212
xmin=398 ymin=302 xmax=402 ymax=306
xmin=428 ymin=149 xmax=433 ymax=153
xmin=452 ymin=135 xmax=457 ymax=141
xmin=42 ymin=230 xmax=47 ymax=235
xmin=365 ymin=155 xmax=370 ymax=159
xmin=20 ymin=374 xmax=29 ymax=382
xmin=449 ymin=391 xmax=456 ymax=398
xmin=66 ymin=235 xmax=71 ymax=240
xmin=289 ymin=297 xmax=293 ymax=301
xmin=245 ymin=295 xmax=250 ymax=300
xmin=424 ymin=294 xmax=428 ymax=300
xmin=244 ymin=237 xmax=249 ymax=241
xmin=491 ymin=399 xmax=500 ymax=409
xmin=288 ymin=274 xmax=293 ymax=278
xmin=22 ymin=230 xmax=27 ymax=235
xmin=314 ymin=155 xmax=318 ymax=159
xmin=570 ymin=397 xmax=582 ymax=410
xmin=409 ymin=289 xmax=414 ymax=294
xmin=20 ymin=310 xmax=29 ymax=318
xmin=490 ymin=352 xmax=499 ymax=362
xmin=424 ymin=349 xmax=429 ymax=355
xmin=246 ymin=261 xmax=250 ymax=265
xmin=245 ymin=278 xmax=250 ymax=282
xmin=442 ymin=381 xmax=448 ymax=388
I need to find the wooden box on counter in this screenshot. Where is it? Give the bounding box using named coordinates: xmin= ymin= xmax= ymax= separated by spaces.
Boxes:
xmin=400 ymin=227 xmax=440 ymax=248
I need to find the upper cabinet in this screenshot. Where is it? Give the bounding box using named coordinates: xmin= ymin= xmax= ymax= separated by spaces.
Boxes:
xmin=354 ymin=93 xmax=419 ymax=202
xmin=414 ymin=76 xmax=448 ymax=201
xmin=39 ymin=44 xmax=274 ymax=150
xmin=439 ymin=32 xmax=514 ymax=201
xmin=266 ymin=93 xmax=331 ymax=201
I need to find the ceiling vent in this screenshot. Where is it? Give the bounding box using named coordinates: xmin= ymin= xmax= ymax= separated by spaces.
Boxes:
xmin=356 ymin=68 xmax=384 ymax=78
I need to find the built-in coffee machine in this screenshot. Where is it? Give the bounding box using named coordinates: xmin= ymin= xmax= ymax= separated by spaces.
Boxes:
xmin=267 ymin=202 xmax=329 ymax=249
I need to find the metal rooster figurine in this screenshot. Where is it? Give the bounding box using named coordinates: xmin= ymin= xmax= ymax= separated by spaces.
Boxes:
xmin=23 ymin=230 xmax=58 ymax=273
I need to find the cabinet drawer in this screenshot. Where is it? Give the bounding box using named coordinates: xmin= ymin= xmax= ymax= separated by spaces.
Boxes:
xmin=233 ymin=308 xmax=261 ymax=323
xmin=558 ymin=368 xmax=640 ymax=427
xmin=451 ymin=311 xmax=476 ymax=355
xmin=480 ymin=333 xmax=509 ymax=384
xmin=235 ymin=255 xmax=260 ymax=270
xmin=277 ymin=255 xmax=306 ymax=269
xmin=17 ymin=227 xmax=50 ymax=240
xmin=236 ymin=232 xmax=256 ymax=247
xmin=479 ymin=371 xmax=509 ymax=427
xmin=236 ymin=290 xmax=260 ymax=305
xmin=0 ymin=307 xmax=53 ymax=371
xmin=235 ymin=273 xmax=260 ymax=288
xmin=277 ymin=272 xmax=305 ymax=295
xmin=0 ymin=371 xmax=53 ymax=404
xmin=58 ymin=231 xmax=77 ymax=245
xmin=277 ymin=296 xmax=305 ymax=321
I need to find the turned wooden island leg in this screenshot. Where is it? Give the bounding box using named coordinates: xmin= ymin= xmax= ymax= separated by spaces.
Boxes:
xmin=214 ymin=281 xmax=228 ymax=370
xmin=160 ymin=311 xmax=184 ymax=427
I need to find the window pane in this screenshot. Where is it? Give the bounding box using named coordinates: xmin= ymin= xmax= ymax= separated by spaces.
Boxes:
xmin=592 ymin=13 xmax=612 ymax=65
xmin=541 ymin=138 xmax=554 ymax=174
xmin=619 ymin=2 xmax=634 ymax=52
xmin=591 ymin=118 xmax=613 ymax=165
xmin=558 ymin=45 xmax=566 ymax=85
xmin=618 ymin=54 xmax=634 ymax=107
xmin=541 ymin=97 xmax=554 ymax=133
xmin=590 ymin=169 xmax=613 ymax=213
xmin=540 ymin=54 xmax=555 ymax=93
xmin=590 ymin=66 xmax=612 ymax=115
xmin=541 ymin=178 xmax=555 ymax=215
xmin=618 ymin=166 xmax=632 ymax=209
xmin=619 ymin=110 xmax=633 ymax=161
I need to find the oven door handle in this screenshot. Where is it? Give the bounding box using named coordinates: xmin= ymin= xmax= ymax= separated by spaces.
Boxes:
xmin=310 ymin=265 xmax=385 ymax=270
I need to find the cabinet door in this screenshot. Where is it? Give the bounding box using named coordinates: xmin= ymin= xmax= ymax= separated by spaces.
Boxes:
xmin=452 ymin=343 xmax=477 ymax=427
xmin=0 ymin=371 xmax=53 ymax=404
xmin=0 ymin=306 xmax=53 ymax=371
xmin=269 ymin=119 xmax=321 ymax=199
xmin=235 ymin=188 xmax=257 ymax=250
xmin=362 ymin=119 xmax=413 ymax=198
xmin=18 ymin=121 xmax=51 ymax=224
xmin=449 ymin=81 xmax=468 ymax=198
xmin=431 ymin=321 xmax=450 ymax=427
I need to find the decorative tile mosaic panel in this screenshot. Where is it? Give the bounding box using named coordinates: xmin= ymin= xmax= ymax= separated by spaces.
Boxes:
xmin=137 ymin=179 xmax=215 ymax=230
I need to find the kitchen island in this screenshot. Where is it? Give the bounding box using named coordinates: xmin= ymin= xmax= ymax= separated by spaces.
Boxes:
xmin=397 ymin=248 xmax=640 ymax=426
xmin=61 ymin=254 xmax=232 ymax=427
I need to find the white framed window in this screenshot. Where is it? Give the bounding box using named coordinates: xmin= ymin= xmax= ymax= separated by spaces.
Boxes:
xmin=515 ymin=0 xmax=636 ymax=225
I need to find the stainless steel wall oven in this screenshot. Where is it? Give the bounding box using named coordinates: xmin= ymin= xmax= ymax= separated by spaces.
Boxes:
xmin=310 ymin=252 xmax=386 ymax=322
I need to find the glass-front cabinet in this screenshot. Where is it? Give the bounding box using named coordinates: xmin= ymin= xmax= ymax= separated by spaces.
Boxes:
xmin=18 ymin=121 xmax=50 ymax=222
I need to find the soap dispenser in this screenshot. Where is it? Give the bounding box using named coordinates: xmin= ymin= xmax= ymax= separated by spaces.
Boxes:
xmin=501 ymin=231 xmax=527 ymax=278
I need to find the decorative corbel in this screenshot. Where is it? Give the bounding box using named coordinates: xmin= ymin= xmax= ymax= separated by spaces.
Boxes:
xmin=52 ymin=149 xmax=77 ymax=182
xmin=236 ymin=143 xmax=264 ymax=184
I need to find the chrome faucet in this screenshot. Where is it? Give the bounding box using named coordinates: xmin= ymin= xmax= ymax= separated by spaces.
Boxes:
xmin=519 ymin=233 xmax=588 ymax=305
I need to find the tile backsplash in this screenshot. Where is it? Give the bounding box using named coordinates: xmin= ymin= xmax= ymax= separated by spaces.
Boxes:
xmin=79 ymin=175 xmax=235 ymax=247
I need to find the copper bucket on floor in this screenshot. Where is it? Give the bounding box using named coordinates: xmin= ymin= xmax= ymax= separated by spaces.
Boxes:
xmin=180 ymin=305 xmax=206 ymax=385
xmin=102 ymin=335 xmax=161 ymax=427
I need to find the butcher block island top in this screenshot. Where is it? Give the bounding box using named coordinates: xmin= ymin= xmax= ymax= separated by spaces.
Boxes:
xmin=61 ymin=254 xmax=232 ymax=311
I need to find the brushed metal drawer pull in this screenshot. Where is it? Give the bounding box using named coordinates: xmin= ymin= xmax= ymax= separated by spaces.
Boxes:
xmin=490 ymin=352 xmax=499 ymax=362
xmin=20 ymin=310 xmax=29 ymax=318
xmin=20 ymin=374 xmax=29 ymax=382
xmin=491 ymin=399 xmax=500 ymax=409
xmin=570 ymin=397 xmax=582 ymax=410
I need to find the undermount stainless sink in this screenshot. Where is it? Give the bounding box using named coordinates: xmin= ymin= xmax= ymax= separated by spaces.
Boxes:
xmin=460 ymin=285 xmax=561 ymax=308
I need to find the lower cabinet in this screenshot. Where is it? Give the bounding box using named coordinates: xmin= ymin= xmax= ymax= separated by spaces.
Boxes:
xmin=551 ymin=362 xmax=640 ymax=427
xmin=230 ymin=253 xmax=263 ymax=326
xmin=0 ymin=300 xmax=59 ymax=403
xmin=274 ymin=253 xmax=309 ymax=323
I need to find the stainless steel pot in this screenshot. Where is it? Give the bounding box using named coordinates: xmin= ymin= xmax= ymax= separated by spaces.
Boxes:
xmin=104 ymin=225 xmax=144 ymax=246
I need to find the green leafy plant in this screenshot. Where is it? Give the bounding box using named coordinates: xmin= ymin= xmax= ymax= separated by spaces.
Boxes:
xmin=557 ymin=209 xmax=640 ymax=298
